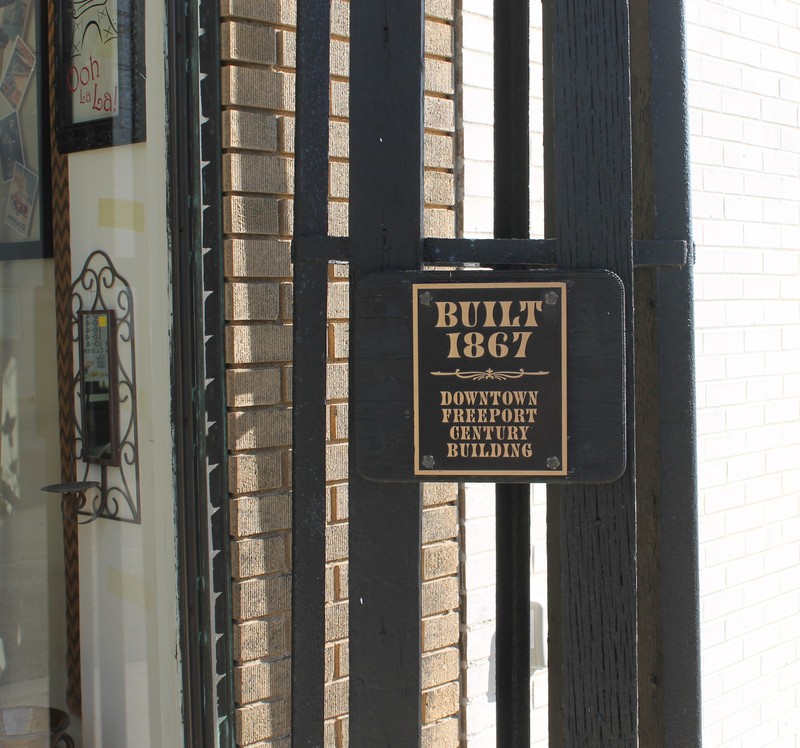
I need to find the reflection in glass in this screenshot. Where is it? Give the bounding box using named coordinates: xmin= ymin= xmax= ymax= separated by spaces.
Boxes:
xmin=0 ymin=258 xmax=78 ymax=745
xmin=78 ymin=310 xmax=118 ymax=465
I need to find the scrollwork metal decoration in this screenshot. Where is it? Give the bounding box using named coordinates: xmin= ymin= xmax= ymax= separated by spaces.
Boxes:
xmin=70 ymin=250 xmax=141 ymax=523
xmin=430 ymin=368 xmax=550 ymax=381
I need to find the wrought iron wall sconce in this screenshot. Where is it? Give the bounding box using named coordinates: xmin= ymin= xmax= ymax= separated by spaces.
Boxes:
xmin=41 ymin=480 xmax=101 ymax=524
xmin=41 ymin=251 xmax=142 ymax=524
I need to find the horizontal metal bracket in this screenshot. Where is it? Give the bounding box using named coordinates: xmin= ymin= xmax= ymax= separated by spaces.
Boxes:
xmin=633 ymin=239 xmax=692 ymax=267
xmin=291 ymin=235 xmax=349 ymax=263
xmin=291 ymin=235 xmax=692 ymax=268
xmin=424 ymin=238 xmax=558 ymax=265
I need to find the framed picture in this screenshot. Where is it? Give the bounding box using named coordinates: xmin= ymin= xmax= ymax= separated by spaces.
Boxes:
xmin=0 ymin=0 xmax=51 ymax=260
xmin=55 ymin=0 xmax=146 ymax=153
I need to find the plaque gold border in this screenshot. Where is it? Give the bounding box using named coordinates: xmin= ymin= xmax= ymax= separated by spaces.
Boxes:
xmin=412 ymin=281 xmax=568 ymax=478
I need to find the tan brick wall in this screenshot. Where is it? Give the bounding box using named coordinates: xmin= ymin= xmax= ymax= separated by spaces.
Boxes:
xmin=222 ymin=0 xmax=460 ymax=744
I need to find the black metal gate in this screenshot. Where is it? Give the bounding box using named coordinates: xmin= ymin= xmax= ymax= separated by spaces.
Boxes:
xmin=291 ymin=0 xmax=700 ymax=745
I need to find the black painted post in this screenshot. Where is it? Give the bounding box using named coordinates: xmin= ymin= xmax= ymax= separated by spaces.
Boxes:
xmin=649 ymin=0 xmax=702 ymax=742
xmin=349 ymin=1 xmax=425 ymax=744
xmin=494 ymin=0 xmax=532 ymax=746
xmin=291 ymin=0 xmax=331 ymax=744
xmin=548 ymin=0 xmax=639 ymax=745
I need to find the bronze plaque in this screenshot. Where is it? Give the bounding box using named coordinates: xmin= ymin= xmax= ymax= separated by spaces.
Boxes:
xmin=413 ymin=282 xmax=567 ymax=477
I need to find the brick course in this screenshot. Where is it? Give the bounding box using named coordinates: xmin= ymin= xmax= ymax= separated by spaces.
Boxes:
xmin=223 ymin=0 xmax=460 ymax=744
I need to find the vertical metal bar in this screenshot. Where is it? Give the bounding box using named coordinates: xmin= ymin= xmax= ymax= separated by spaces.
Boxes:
xmin=540 ymin=4 xmax=568 ymax=745
xmin=649 ymin=0 xmax=701 ymax=743
xmin=493 ymin=1 xmax=531 ymax=746
xmin=349 ymin=1 xmax=425 ymax=743
xmin=549 ymin=0 xmax=639 ymax=744
xmin=495 ymin=487 xmax=531 ymax=747
xmin=495 ymin=0 xmax=531 ymax=238
xmin=198 ymin=0 xmax=236 ymax=740
xmin=291 ymin=0 xmax=331 ymax=744
xmin=170 ymin=0 xmax=235 ymax=742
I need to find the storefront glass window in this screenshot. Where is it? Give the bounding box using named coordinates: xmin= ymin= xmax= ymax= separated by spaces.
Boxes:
xmin=0 ymin=1 xmax=181 ymax=745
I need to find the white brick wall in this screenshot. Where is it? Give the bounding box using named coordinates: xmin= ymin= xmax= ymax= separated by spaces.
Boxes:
xmin=460 ymin=1 xmax=495 ymax=240
xmin=461 ymin=1 xmax=800 ymax=745
xmin=459 ymin=9 xmax=497 ymax=742
xmin=689 ymin=0 xmax=800 ymax=744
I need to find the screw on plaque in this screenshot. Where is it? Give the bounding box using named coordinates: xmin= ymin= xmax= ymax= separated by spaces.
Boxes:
xmin=420 ymin=291 xmax=433 ymax=306
xmin=422 ymin=455 xmax=435 ymax=469
xmin=545 ymin=291 xmax=559 ymax=305
xmin=547 ymin=456 xmax=561 ymax=469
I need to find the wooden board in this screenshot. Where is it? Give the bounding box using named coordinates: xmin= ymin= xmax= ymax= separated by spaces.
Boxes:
xmin=353 ymin=269 xmax=626 ymax=483
xmin=347 ymin=1 xmax=425 ymax=744
xmin=548 ymin=0 xmax=639 ymax=743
